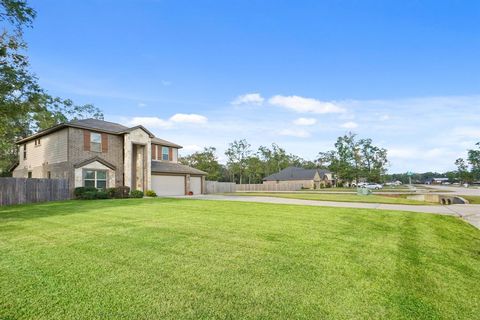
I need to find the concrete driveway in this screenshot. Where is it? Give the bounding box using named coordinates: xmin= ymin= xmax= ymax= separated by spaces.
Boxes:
xmin=178 ymin=194 xmax=480 ymax=229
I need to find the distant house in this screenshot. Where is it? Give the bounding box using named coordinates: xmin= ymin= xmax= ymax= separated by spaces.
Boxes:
xmin=262 ymin=167 xmax=334 ymax=189
xmin=425 ymin=177 xmax=449 ymax=185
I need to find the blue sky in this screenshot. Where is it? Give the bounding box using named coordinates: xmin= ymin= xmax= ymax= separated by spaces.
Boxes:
xmin=26 ymin=0 xmax=480 ymax=173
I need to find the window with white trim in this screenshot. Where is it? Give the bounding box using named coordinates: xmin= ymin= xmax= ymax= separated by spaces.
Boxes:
xmin=84 ymin=170 xmax=107 ymax=189
xmin=162 ymin=146 xmax=169 ymax=161
xmin=90 ymin=132 xmax=102 ymax=152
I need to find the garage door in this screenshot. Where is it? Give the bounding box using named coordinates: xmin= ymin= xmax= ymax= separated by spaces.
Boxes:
xmin=151 ymin=175 xmax=185 ymax=196
xmin=190 ymin=176 xmax=202 ymax=195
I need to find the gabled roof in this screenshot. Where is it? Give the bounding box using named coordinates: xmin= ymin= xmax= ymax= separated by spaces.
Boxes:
xmin=262 ymin=166 xmax=331 ymax=181
xmin=69 ymin=118 xmax=129 ymax=133
xmin=151 ymin=161 xmax=206 ymax=175
xmin=16 ymin=118 xmax=174 ymax=145
xmin=74 ymin=156 xmax=116 ymax=170
xmin=151 ymin=137 xmax=183 ymax=148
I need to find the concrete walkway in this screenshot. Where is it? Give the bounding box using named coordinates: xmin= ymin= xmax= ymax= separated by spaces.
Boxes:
xmin=178 ymin=194 xmax=480 ymax=229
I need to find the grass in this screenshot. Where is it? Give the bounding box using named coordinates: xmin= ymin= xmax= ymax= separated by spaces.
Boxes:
xmin=229 ymin=192 xmax=429 ymax=205
xmin=0 ymin=198 xmax=479 ymax=319
xmin=463 ymin=196 xmax=480 ymax=204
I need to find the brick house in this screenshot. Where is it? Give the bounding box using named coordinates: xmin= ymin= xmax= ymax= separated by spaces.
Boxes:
xmin=262 ymin=166 xmax=334 ymax=189
xmin=11 ymin=119 xmax=206 ymax=196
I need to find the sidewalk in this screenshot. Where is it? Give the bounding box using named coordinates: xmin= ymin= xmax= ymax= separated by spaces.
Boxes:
xmin=179 ymin=194 xmax=480 ymax=229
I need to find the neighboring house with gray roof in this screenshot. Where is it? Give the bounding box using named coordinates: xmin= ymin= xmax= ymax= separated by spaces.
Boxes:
xmin=262 ymin=167 xmax=334 ymax=189
xmin=12 ymin=118 xmax=206 ymax=196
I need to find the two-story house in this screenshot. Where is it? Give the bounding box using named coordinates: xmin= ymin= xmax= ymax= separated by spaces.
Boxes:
xmin=11 ymin=118 xmax=207 ymax=196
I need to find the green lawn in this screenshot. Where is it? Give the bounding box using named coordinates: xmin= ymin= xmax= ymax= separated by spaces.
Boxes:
xmin=229 ymin=192 xmax=429 ymax=205
xmin=1 ymin=199 xmax=479 ymax=319
xmin=463 ymin=196 xmax=480 ymax=204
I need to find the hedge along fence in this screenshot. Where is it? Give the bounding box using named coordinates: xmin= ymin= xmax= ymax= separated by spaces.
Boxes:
xmin=205 ymin=181 xmax=303 ymax=193
xmin=0 ymin=178 xmax=70 ymax=206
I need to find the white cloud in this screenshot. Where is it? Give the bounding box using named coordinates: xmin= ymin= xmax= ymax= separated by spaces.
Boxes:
xmin=231 ymin=93 xmax=264 ymax=105
xmin=129 ymin=116 xmax=172 ymax=128
xmin=277 ymin=129 xmax=310 ymax=138
xmin=268 ymin=95 xmax=345 ymax=114
xmin=169 ymin=113 xmax=208 ymax=124
xmin=340 ymin=121 xmax=358 ymax=129
xmin=451 ymin=127 xmax=480 ymax=139
xmin=293 ymin=117 xmax=317 ymax=126
xmin=127 ymin=113 xmax=207 ymax=129
xmin=137 ymin=102 xmax=147 ymax=107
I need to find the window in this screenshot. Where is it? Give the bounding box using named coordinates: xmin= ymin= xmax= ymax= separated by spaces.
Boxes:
xmin=34 ymin=138 xmax=41 ymax=146
xmin=162 ymin=147 xmax=169 ymax=161
xmin=23 ymin=144 xmax=27 ymax=160
xmin=90 ymin=132 xmax=102 ymax=152
xmin=47 ymin=171 xmax=51 ymax=179
xmin=27 ymin=171 xmax=32 ymax=178
xmin=84 ymin=170 xmax=107 ymax=189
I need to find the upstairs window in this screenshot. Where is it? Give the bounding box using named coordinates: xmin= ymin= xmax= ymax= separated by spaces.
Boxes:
xmin=34 ymin=138 xmax=41 ymax=146
xmin=162 ymin=147 xmax=169 ymax=161
xmin=90 ymin=132 xmax=102 ymax=152
xmin=23 ymin=144 xmax=27 ymax=160
xmin=84 ymin=170 xmax=107 ymax=189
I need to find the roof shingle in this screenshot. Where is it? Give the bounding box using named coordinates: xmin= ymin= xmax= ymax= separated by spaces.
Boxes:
xmin=151 ymin=161 xmax=207 ymax=175
xmin=263 ymin=166 xmax=330 ymax=181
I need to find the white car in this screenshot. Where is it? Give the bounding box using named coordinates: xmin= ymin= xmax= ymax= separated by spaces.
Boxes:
xmin=365 ymin=183 xmax=383 ymax=190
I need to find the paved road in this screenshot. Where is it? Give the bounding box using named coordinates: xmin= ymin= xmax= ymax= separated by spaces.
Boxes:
xmin=423 ymin=184 xmax=480 ymax=196
xmin=178 ymin=194 xmax=480 ymax=229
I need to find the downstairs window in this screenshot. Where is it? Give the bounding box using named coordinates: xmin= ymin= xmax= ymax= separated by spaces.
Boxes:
xmin=83 ymin=170 xmax=107 ymax=189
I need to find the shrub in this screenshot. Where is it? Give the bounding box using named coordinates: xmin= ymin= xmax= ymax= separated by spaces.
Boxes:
xmin=115 ymin=186 xmax=131 ymax=198
xmin=74 ymin=187 xmax=98 ymax=199
xmin=145 ymin=190 xmax=157 ymax=197
xmin=82 ymin=191 xmax=98 ymax=200
xmin=130 ymin=190 xmax=144 ymax=198
xmin=96 ymin=191 xmax=109 ymax=199
xmin=105 ymin=186 xmax=131 ymax=199
xmin=106 ymin=187 xmax=117 ymax=198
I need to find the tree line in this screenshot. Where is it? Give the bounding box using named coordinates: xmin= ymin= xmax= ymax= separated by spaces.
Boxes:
xmin=454 ymin=142 xmax=480 ymax=183
xmin=181 ymin=133 xmax=389 ymax=184
xmin=383 ymin=143 xmax=480 ymax=184
xmin=0 ymin=0 xmax=102 ymax=175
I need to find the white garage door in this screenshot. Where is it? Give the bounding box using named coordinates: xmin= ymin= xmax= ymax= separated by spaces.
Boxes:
xmin=190 ymin=177 xmax=202 ymax=195
xmin=151 ymin=175 xmax=185 ymax=196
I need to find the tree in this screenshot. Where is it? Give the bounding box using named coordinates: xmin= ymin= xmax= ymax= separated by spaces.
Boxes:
xmin=317 ymin=133 xmax=388 ymax=184
xmin=455 ymin=158 xmax=470 ymax=183
xmin=245 ymin=156 xmax=264 ymax=184
xmin=467 ymin=142 xmax=480 ymax=181
xmin=225 ymin=139 xmax=251 ymax=184
xmin=179 ymin=147 xmax=222 ymax=181
xmin=0 ymin=0 xmax=103 ymax=174
xmin=358 ymin=138 xmax=388 ymax=182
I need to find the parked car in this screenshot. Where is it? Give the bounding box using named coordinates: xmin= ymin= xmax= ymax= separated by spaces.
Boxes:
xmin=365 ymin=183 xmax=383 ymax=190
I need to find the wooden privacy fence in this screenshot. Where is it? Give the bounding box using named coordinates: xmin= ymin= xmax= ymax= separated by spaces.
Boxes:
xmin=0 ymin=178 xmax=70 ymax=206
xmin=205 ymin=181 xmax=236 ymax=194
xmin=205 ymin=181 xmax=303 ymax=193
